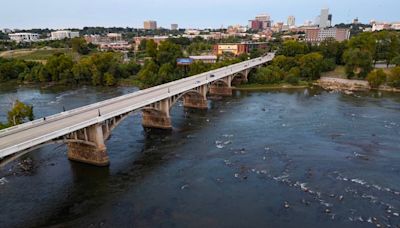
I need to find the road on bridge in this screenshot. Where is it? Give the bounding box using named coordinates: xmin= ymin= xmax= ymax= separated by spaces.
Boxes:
xmin=0 ymin=53 xmax=275 ymax=159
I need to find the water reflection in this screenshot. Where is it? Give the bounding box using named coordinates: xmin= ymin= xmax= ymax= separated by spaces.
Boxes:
xmin=0 ymin=86 xmax=399 ymax=227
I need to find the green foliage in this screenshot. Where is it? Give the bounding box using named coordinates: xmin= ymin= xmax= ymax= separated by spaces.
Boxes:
xmin=104 ymin=72 xmax=116 ymax=86
xmin=156 ymin=41 xmax=183 ymax=65
xmin=71 ymin=37 xmax=91 ymax=55
xmin=145 ymin=40 xmax=158 ymax=59
xmin=285 ymin=67 xmax=301 ymax=85
xmin=366 ymin=69 xmax=387 ymax=88
xmin=387 ymin=67 xmax=400 ymax=88
xmin=277 ymin=40 xmax=309 ymax=57
xmin=0 ymin=58 xmax=28 ymax=82
xmin=272 ymin=55 xmax=297 ymax=71
xmin=317 ymin=38 xmax=346 ymax=64
xmin=343 ymin=48 xmax=373 ymax=79
xmin=46 ymin=53 xmax=74 ymax=83
xmin=187 ymin=42 xmax=212 ymax=55
xmin=188 ymin=61 xmax=212 ymax=76
xmin=251 ymin=66 xmax=284 ymax=84
xmin=321 ymin=58 xmax=337 ymax=72
xmin=298 ymin=52 xmax=324 ymax=80
xmin=137 ymin=59 xmax=159 ymax=87
xmin=391 ymin=55 xmax=400 ymax=66
xmin=7 ymin=100 xmax=34 ymax=126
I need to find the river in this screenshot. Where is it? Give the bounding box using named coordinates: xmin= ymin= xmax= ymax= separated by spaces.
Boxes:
xmin=0 ymin=85 xmax=399 ymax=227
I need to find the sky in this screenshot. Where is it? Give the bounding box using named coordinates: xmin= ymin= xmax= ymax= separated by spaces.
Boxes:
xmin=1 ymin=0 xmax=399 ymax=29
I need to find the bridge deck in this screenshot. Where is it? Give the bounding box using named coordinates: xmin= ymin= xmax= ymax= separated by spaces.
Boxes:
xmin=0 ymin=54 xmax=274 ymax=158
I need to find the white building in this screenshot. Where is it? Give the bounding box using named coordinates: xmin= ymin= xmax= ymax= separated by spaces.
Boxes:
xmin=392 ymin=23 xmax=400 ymax=30
xmin=319 ymin=8 xmax=330 ymax=28
xmin=171 ymin=24 xmax=178 ymax=30
xmin=51 ymin=30 xmax=80 ymax=40
xmin=287 ymin=16 xmax=296 ymax=27
xmin=2 ymin=28 xmax=12 ymax=34
xmin=9 ymin=33 xmax=39 ymax=42
xmin=185 ymin=29 xmax=201 ymax=35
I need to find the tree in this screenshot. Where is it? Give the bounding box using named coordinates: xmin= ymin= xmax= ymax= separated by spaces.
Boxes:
xmin=7 ymin=100 xmax=34 ymax=126
xmin=137 ymin=60 xmax=159 ymax=87
xmin=298 ymin=52 xmax=324 ymax=80
xmin=72 ymin=57 xmax=92 ymax=83
xmin=284 ymin=67 xmax=301 ymax=85
xmin=104 ymin=72 xmax=116 ymax=86
xmin=251 ymin=65 xmax=284 ymax=84
xmin=277 ymin=40 xmax=309 ymax=57
xmin=366 ymin=69 xmax=387 ymax=88
xmin=272 ymin=55 xmax=298 ymax=71
xmin=46 ymin=54 xmax=74 ymax=82
xmin=71 ymin=37 xmax=90 ymax=55
xmin=158 ymin=63 xmax=176 ymax=83
xmin=188 ymin=61 xmax=211 ymax=76
xmin=387 ymin=67 xmax=400 ymax=88
xmin=318 ymin=38 xmax=346 ymax=64
xmin=145 ymin=39 xmax=158 ymax=59
xmin=391 ymin=55 xmax=400 ymax=66
xmin=156 ymin=40 xmax=183 ymax=65
xmin=343 ymin=48 xmax=373 ymax=79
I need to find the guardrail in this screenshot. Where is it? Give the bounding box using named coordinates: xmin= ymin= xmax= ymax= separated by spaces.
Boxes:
xmin=0 ymin=54 xmax=274 ymax=138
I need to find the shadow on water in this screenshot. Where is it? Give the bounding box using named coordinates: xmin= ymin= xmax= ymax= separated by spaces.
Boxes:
xmin=37 ymin=106 xmax=212 ymax=227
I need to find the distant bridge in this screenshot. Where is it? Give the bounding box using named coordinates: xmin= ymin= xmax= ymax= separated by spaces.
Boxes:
xmin=0 ymin=53 xmax=275 ymax=166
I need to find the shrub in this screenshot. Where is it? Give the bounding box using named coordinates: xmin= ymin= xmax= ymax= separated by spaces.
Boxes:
xmin=366 ymin=69 xmax=387 ymax=88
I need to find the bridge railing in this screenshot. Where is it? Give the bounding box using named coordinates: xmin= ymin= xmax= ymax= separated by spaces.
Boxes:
xmin=0 ymin=54 xmax=273 ymax=138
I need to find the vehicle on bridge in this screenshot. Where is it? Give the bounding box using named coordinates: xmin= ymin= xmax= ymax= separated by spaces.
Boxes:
xmin=0 ymin=53 xmax=275 ymax=167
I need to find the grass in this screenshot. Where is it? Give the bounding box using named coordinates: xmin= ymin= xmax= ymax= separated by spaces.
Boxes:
xmin=321 ymin=66 xmax=347 ymax=79
xmin=0 ymin=48 xmax=78 ymax=63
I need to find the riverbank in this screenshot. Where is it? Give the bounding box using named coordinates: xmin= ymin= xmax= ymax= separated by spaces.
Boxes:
xmin=234 ymin=82 xmax=309 ymax=91
xmin=316 ymin=77 xmax=400 ymax=93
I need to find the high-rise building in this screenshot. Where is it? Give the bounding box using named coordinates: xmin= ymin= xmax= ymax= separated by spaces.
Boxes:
xmin=144 ymin=20 xmax=157 ymax=30
xmin=319 ymin=8 xmax=330 ymax=28
xmin=305 ymin=28 xmax=350 ymax=43
xmin=171 ymin=24 xmax=178 ymax=30
xmin=287 ymin=16 xmax=296 ymax=27
xmin=248 ymin=14 xmax=272 ymax=31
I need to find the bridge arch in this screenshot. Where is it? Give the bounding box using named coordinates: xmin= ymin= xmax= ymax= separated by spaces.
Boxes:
xmin=170 ymin=90 xmax=205 ymax=108
xmin=231 ymin=72 xmax=247 ymax=86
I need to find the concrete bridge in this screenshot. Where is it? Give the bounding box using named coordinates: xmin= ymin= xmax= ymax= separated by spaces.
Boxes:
xmin=0 ymin=53 xmax=275 ymax=166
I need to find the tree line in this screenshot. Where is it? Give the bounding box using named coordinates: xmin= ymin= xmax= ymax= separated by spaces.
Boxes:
xmin=251 ymin=31 xmax=400 ymax=88
xmin=0 ymin=51 xmax=141 ymax=86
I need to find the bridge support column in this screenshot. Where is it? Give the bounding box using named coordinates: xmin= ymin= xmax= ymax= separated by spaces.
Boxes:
xmin=183 ymin=85 xmax=208 ymax=109
xmin=209 ymin=86 xmax=232 ymax=96
xmin=142 ymin=99 xmax=172 ymax=130
xmin=67 ymin=124 xmax=109 ymax=166
xmin=209 ymin=76 xmax=233 ymax=96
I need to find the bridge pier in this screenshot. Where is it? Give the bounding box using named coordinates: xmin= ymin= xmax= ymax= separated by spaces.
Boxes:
xmin=209 ymin=86 xmax=233 ymax=96
xmin=142 ymin=99 xmax=172 ymax=130
xmin=67 ymin=124 xmax=109 ymax=166
xmin=183 ymin=85 xmax=208 ymax=109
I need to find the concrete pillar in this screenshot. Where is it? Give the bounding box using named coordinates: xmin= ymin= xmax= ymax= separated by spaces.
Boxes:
xmin=67 ymin=124 xmax=109 ymax=166
xmin=209 ymin=84 xmax=232 ymax=96
xmin=209 ymin=78 xmax=232 ymax=96
xmin=183 ymin=93 xmax=208 ymax=109
xmin=142 ymin=99 xmax=172 ymax=130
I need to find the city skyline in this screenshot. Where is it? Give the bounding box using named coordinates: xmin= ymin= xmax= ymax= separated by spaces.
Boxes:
xmin=1 ymin=0 xmax=400 ymax=29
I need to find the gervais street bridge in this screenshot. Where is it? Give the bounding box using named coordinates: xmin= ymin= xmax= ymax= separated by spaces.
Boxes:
xmin=0 ymin=53 xmax=275 ymax=166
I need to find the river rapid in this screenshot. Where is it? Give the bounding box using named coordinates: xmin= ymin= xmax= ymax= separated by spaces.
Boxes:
xmin=0 ymin=85 xmax=399 ymax=228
